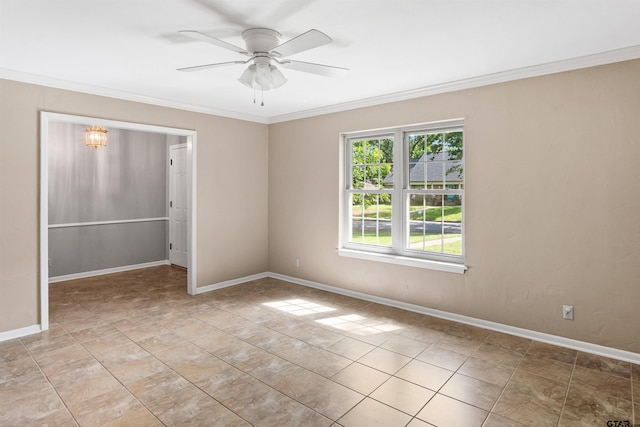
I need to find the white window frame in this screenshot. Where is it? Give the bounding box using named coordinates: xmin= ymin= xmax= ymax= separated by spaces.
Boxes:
xmin=339 ymin=119 xmax=466 ymax=274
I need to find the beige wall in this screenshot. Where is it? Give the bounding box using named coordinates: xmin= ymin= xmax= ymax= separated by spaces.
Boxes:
xmin=2 ymin=59 xmax=639 ymax=353
xmin=0 ymin=79 xmax=269 ymax=333
xmin=268 ymin=59 xmax=640 ymax=353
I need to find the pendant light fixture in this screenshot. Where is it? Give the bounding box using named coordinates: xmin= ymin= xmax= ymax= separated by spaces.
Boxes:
xmin=85 ymin=126 xmax=108 ymax=148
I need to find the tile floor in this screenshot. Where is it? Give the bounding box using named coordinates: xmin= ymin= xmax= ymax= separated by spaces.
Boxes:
xmin=0 ymin=266 xmax=638 ymax=426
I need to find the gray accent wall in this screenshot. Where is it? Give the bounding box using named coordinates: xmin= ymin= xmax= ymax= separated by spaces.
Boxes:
xmin=48 ymin=122 xmax=168 ymax=277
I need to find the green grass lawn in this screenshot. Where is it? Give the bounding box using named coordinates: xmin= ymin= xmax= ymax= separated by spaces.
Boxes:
xmin=352 ymin=204 xmax=461 ymax=222
xmin=351 ymin=231 xmax=462 ymax=255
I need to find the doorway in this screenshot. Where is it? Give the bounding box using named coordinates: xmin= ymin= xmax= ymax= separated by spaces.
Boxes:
xmin=40 ymin=112 xmax=198 ymax=331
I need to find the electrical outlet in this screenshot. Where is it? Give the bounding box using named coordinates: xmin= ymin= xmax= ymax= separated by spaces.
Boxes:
xmin=48 ymin=258 xmax=52 ymax=267
xmin=295 ymin=258 xmax=300 ymax=268
xmin=563 ymin=305 xmax=574 ymax=320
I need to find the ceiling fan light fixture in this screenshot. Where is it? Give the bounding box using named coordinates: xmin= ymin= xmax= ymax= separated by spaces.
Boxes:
xmin=255 ymin=63 xmax=273 ymax=87
xmin=269 ymin=65 xmax=287 ymax=89
xmin=238 ymin=64 xmax=257 ymax=88
xmin=238 ymin=62 xmax=287 ymax=91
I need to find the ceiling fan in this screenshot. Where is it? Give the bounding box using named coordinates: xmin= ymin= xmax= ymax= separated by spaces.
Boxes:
xmin=177 ymin=28 xmax=348 ymax=103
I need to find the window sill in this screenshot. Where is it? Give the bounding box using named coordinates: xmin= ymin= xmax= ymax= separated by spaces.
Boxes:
xmin=338 ymin=248 xmax=467 ymax=274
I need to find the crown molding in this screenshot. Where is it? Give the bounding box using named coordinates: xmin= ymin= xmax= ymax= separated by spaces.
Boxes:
xmin=267 ymin=44 xmax=640 ymax=124
xmin=2 ymin=44 xmax=640 ymax=125
xmin=0 ymin=68 xmax=269 ymax=124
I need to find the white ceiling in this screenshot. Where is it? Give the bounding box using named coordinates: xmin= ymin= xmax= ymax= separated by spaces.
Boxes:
xmin=2 ymin=0 xmax=640 ymax=123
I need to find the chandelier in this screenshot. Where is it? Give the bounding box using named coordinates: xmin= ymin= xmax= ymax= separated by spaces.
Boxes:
xmin=85 ymin=126 xmax=108 ymax=148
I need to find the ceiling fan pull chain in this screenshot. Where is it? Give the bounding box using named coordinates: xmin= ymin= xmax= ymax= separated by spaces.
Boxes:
xmin=261 ymin=87 xmax=265 ymax=107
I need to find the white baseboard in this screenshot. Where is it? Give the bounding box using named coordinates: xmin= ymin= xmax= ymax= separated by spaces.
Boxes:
xmin=48 ymin=260 xmax=171 ymax=283
xmin=263 ymin=272 xmax=640 ymax=364
xmin=0 ymin=324 xmax=42 ymax=343
xmin=196 ymin=272 xmax=270 ymax=294
xmin=15 ymin=266 xmax=636 ymax=364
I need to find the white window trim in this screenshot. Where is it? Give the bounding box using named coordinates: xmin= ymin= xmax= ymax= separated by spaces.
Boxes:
xmin=337 ymin=248 xmax=467 ymax=273
xmin=340 ymin=119 xmax=466 ymax=273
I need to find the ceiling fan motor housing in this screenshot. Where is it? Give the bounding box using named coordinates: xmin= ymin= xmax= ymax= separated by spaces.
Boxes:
xmin=241 ymin=28 xmax=282 ymax=55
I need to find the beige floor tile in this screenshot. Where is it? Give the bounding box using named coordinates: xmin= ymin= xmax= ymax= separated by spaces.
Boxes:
xmin=485 ymin=331 xmax=532 ymax=352
xmin=158 ymin=347 xmax=228 ymax=384
xmin=517 ymin=353 xmax=573 ymax=384
xmin=94 ymin=341 xmax=151 ymax=368
xmin=24 ymin=331 xmax=74 ymax=353
xmin=147 ymin=384 xmax=220 ymax=426
xmin=170 ymin=317 xmax=220 ymax=340
xmin=458 ymin=356 xmax=517 ymax=387
xmin=258 ymin=364 xmax=322 ymax=399
xmin=8 ymin=267 xmax=636 ymax=427
xmin=295 ymin=376 xmax=365 ymax=420
xmin=81 ymin=332 xmax=134 ymax=355
xmin=417 ymin=394 xmax=488 ymax=427
xmin=0 ymin=340 xmax=30 ymax=363
xmin=70 ymin=323 xmax=119 ymax=343
xmin=55 ymin=369 xmax=123 ymax=406
xmin=357 ymin=347 xmax=411 ymax=375
xmin=576 ymin=351 xmax=631 ymax=378
xmin=339 ymin=397 xmax=412 ymax=427
xmin=527 ymin=341 xmax=577 ymax=364
xmin=177 ymin=404 xmax=251 ymax=427
xmin=42 ymin=356 xmax=104 ymax=386
xmin=492 ymin=376 xmax=564 ymax=426
xmin=415 ymin=343 xmax=468 ymax=371
xmin=395 ymin=359 xmax=454 ymax=391
xmin=326 ymin=337 xmax=376 ymax=360
xmin=473 ymin=343 xmax=525 ymax=367
xmin=405 ymin=418 xmax=432 ymax=427
xmin=34 ymin=408 xmax=78 ymax=425
xmin=559 ymin=380 xmax=633 ymax=426
xmin=379 ymin=335 xmax=430 ymax=358
xmin=0 ymin=355 xmax=40 ymax=383
xmin=127 ymin=368 xmax=191 ymax=405
xmin=58 ymin=315 xmax=109 ymax=333
xmin=0 ymin=373 xmax=67 ymax=424
xmin=370 ymin=377 xmax=435 ymax=415
xmin=483 ymin=413 xmax=528 ymax=427
xmin=572 ymin=365 xmax=632 ymax=401
xmin=107 ymin=354 xmax=168 ymax=385
xmin=239 ymin=351 xmax=296 ymax=384
xmin=437 ymin=334 xmax=483 ymax=356
xmin=440 ymin=373 xmax=503 ymax=411
xmin=102 ymin=407 xmax=163 ymax=427
xmin=331 ymin=362 xmax=390 ymax=395
xmin=68 ymin=386 xmax=143 ymax=427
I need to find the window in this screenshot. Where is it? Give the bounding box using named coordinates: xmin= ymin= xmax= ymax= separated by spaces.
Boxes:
xmin=340 ymin=120 xmax=465 ymax=272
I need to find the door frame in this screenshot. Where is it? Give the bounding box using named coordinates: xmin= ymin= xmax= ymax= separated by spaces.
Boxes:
xmin=40 ymin=112 xmax=198 ymax=331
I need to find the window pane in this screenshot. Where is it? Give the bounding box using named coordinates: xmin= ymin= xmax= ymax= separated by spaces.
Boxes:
xmin=350 ymin=137 xmax=394 ymax=190
xmin=408 ymin=158 xmax=426 ymax=189
xmin=407 ymin=193 xmax=462 ymax=255
xmin=352 ymin=166 xmax=365 ymax=189
xmin=444 ymin=160 xmax=463 ymax=186
xmin=352 ymin=140 xmax=365 ymax=164
xmin=408 ymin=132 xmax=461 ymax=189
xmin=444 ymin=131 xmax=463 ymax=162
xmin=350 ymin=193 xmax=392 ymax=247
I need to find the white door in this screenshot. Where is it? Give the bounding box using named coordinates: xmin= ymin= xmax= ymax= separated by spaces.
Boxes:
xmin=169 ymin=143 xmax=188 ymax=268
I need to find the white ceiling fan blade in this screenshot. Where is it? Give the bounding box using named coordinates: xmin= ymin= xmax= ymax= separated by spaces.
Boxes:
xmin=177 ymin=61 xmax=245 ymax=72
xmin=178 ymin=30 xmax=248 ymax=55
xmin=282 ymin=60 xmax=349 ymax=78
xmin=272 ymin=29 xmax=331 ymax=58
